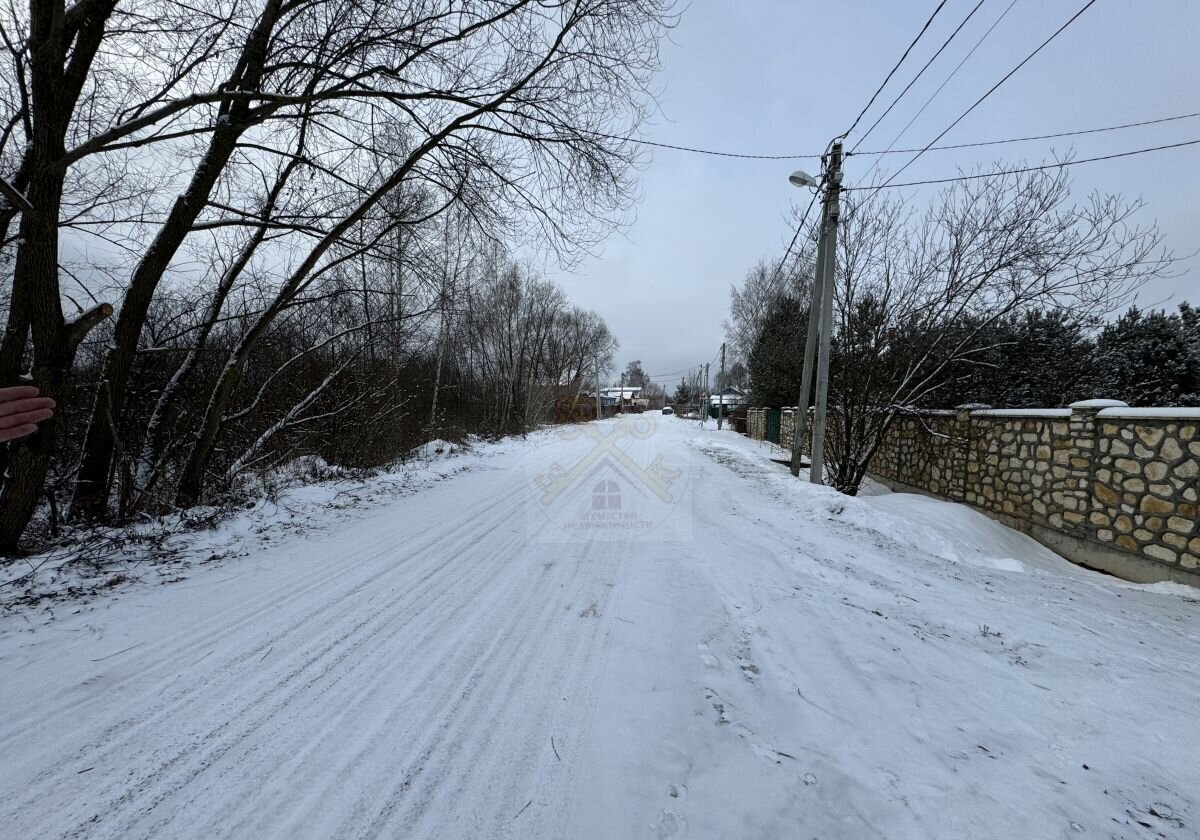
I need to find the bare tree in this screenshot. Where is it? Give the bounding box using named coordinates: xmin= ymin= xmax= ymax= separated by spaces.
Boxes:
xmin=0 ymin=0 xmax=673 ymax=549
xmin=822 ymin=164 xmax=1171 ymax=494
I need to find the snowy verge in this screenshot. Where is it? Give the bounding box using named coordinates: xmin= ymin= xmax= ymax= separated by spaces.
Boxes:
xmin=689 ymin=426 xmax=1199 ymax=597
xmin=0 ymin=435 xmax=520 ymax=617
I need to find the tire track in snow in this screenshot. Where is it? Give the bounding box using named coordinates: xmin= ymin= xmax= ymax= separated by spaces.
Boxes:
xmin=2 ymin=423 xmax=673 ymax=840
xmin=4 ymin=476 xmax=525 ymax=744
xmin=3 ymin=473 xmax=542 ymax=838
xmin=349 ymin=525 xmax=625 ymax=838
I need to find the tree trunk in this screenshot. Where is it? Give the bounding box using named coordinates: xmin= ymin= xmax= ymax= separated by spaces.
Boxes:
xmin=71 ymin=0 xmax=284 ymax=521
xmin=0 ymin=0 xmax=116 ymax=551
xmin=174 ymin=354 xmax=249 ymax=507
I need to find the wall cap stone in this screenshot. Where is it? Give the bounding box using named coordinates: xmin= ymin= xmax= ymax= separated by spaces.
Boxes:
xmin=1069 ymin=399 xmax=1129 ymax=409
xmin=1096 ymin=407 xmax=1200 ymax=419
xmin=971 ymin=408 xmax=1071 ymax=418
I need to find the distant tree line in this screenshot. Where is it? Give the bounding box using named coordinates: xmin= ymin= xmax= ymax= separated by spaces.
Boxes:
xmin=936 ymin=304 xmax=1200 ymax=408
xmin=748 ymin=301 xmax=1200 ymax=411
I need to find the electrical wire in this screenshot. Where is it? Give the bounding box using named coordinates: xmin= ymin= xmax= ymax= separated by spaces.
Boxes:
xmin=853 ymin=111 xmax=1200 ymax=156
xmin=582 ymin=129 xmax=821 ymax=160
xmin=872 ymin=0 xmax=1098 ymax=195
xmin=842 ymin=137 xmax=1200 ymax=191
xmin=856 ymin=0 xmax=1020 ymax=185
xmin=644 ymin=363 xmax=704 ymax=379
xmin=841 ymin=0 xmax=951 ymax=140
xmin=575 ymin=109 xmax=1200 ymax=163
xmin=768 ymin=184 xmax=822 ymax=290
xmin=852 ymin=0 xmax=989 ymax=152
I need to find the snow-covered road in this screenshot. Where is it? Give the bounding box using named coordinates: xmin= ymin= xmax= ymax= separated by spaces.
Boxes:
xmin=3 ymin=417 xmax=1198 ymax=839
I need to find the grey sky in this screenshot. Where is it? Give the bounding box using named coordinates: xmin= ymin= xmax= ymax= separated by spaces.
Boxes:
xmin=548 ymin=0 xmax=1200 ymax=386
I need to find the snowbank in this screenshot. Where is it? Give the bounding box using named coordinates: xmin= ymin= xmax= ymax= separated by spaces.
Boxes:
xmin=0 ymin=435 xmax=517 ymax=614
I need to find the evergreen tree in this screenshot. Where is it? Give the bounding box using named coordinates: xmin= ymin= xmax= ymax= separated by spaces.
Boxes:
xmin=1094 ymin=306 xmax=1200 ymax=406
xmin=672 ymin=378 xmax=695 ymax=405
xmin=1001 ymin=310 xmax=1098 ymax=406
xmin=930 ymin=310 xmax=1097 ymax=408
xmin=1179 ymin=302 xmax=1200 ymax=359
xmin=747 ymin=296 xmax=807 ymax=407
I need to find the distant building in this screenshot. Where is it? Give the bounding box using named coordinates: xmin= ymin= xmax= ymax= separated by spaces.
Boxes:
xmin=599 ymin=386 xmax=647 ymax=412
xmin=599 ymin=386 xmax=643 ymax=401
xmin=708 ymin=386 xmax=748 ymax=409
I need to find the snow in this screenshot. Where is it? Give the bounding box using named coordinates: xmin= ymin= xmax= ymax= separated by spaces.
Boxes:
xmin=2 ymin=418 xmax=1197 ymax=839
xmin=970 ymin=408 xmax=1072 ymax=417
xmin=1097 ymin=407 xmax=1200 ymax=419
xmin=1070 ymin=399 xmax=1130 ymax=409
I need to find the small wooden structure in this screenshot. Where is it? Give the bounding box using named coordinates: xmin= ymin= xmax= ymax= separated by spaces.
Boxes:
xmin=554 ymin=395 xmax=598 ymax=423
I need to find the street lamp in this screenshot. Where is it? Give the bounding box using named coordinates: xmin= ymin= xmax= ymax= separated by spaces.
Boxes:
xmin=788 ymin=170 xmax=818 ymax=189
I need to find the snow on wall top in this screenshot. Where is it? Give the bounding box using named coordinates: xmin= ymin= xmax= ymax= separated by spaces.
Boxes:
xmin=1096 ymin=407 xmax=1200 ymax=419
xmin=970 ymin=408 xmax=1072 ymax=418
xmin=1069 ymin=399 xmax=1129 ymax=409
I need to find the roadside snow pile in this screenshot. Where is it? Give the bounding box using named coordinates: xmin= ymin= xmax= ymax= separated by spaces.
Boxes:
xmin=795 ymin=485 xmax=1054 ymax=575
xmin=413 ymin=438 xmax=473 ymax=462
xmin=0 ymin=440 xmax=487 ymax=616
xmin=694 ymin=430 xmax=1193 ymax=592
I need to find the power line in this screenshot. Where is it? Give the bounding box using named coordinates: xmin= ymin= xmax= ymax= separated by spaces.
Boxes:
xmin=841 ymin=0 xmax=951 ymax=140
xmin=578 ymin=109 xmax=1200 ymax=163
xmin=644 ymin=363 xmax=703 ymax=379
xmin=769 ymin=184 xmax=822 ymax=289
xmin=584 ymin=129 xmax=821 ymax=160
xmin=853 ymin=111 xmax=1200 ymax=156
xmin=874 ymin=0 xmax=1098 ymax=194
xmin=843 ymin=137 xmax=1200 ymax=191
xmin=857 ymin=0 xmax=1021 ymax=184
xmin=852 ymin=0 xmax=989 ymax=152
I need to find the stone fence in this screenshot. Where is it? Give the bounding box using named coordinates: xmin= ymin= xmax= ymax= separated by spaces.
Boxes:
xmin=745 ymin=400 xmax=1200 ymax=585
xmin=870 ymin=400 xmax=1199 ymax=585
xmin=747 ymin=407 xmax=766 ymax=442
xmin=745 ymin=407 xmax=808 ymax=453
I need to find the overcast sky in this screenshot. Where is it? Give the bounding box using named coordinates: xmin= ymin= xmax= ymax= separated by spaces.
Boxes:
xmin=544 ymin=0 xmax=1200 ymax=387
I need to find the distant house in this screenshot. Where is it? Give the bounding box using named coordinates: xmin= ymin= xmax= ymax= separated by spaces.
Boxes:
xmin=599 ymin=386 xmax=643 ymax=401
xmin=708 ymin=386 xmax=748 ymax=409
xmin=599 ymin=386 xmax=647 ymax=411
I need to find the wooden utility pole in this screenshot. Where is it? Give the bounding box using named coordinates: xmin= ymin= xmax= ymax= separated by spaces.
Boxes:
xmin=703 ymin=362 xmax=709 ymax=424
xmin=619 ymin=372 xmax=625 ymax=414
xmin=790 ymin=192 xmax=828 ymax=477
xmin=717 ymin=342 xmax=726 ymax=430
xmin=595 ymin=360 xmax=602 ymax=421
xmin=809 ymin=141 xmax=843 ymax=485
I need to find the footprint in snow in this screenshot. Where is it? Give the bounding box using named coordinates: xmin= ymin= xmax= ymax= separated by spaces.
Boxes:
xmin=655 ymin=808 xmax=687 ymax=838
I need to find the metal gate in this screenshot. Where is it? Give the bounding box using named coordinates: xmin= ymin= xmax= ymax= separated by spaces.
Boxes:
xmin=765 ymin=408 xmax=782 ymax=444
